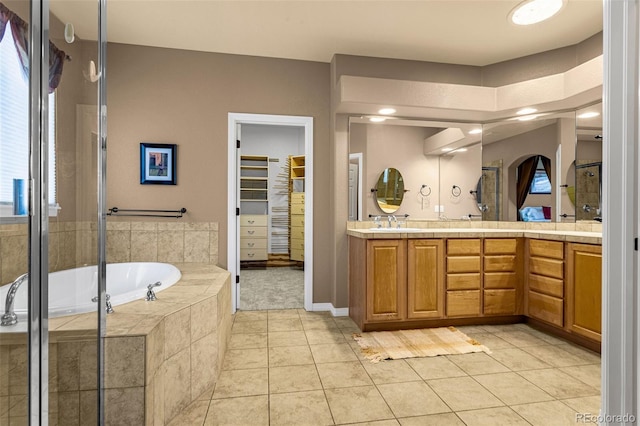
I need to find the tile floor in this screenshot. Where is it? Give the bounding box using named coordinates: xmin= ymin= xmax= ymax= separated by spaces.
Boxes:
xmin=169 ymin=310 xmax=601 ymax=425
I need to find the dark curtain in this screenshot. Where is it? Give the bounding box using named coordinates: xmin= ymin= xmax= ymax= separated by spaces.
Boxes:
xmin=516 ymin=156 xmax=539 ymax=219
xmin=540 ymin=156 xmax=551 ymax=184
xmin=0 ymin=2 xmax=66 ymax=93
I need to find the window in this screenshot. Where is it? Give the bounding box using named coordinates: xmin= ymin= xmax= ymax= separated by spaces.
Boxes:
xmin=529 ymin=157 xmax=551 ymax=194
xmin=0 ymin=22 xmax=57 ymax=218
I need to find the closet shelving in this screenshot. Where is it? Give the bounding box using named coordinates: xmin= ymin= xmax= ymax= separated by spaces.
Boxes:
xmin=240 ymin=155 xmax=269 ymax=214
xmin=289 ymin=155 xmax=305 ymax=263
xmin=240 ymin=155 xmax=269 ymax=263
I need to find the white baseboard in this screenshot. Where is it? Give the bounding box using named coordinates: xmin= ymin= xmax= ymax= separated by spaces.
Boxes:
xmin=311 ymin=303 xmax=349 ymax=317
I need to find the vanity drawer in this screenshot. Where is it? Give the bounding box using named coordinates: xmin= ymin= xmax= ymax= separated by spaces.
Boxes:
xmin=291 ymin=192 xmax=305 ymax=203
xmin=484 ymin=239 xmax=517 ymax=255
xmin=291 ymin=226 xmax=304 ymax=240
xmin=484 ymin=272 xmax=518 ymax=289
xmin=446 ymin=290 xmax=480 ymax=317
xmin=240 ymin=239 xmax=267 ymax=249
xmin=484 ymin=289 xmax=517 ymax=315
xmin=529 ymin=257 xmax=563 ymax=279
xmin=291 ymin=238 xmax=304 ymax=251
xmin=447 ymin=239 xmax=481 ymax=255
xmin=529 ymin=239 xmax=563 ymax=260
xmin=528 ymin=274 xmax=563 ymax=298
xmin=291 ymin=215 xmax=304 ymax=227
xmin=240 ymin=226 xmax=267 ymax=238
xmin=240 ymin=215 xmax=267 ymax=227
xmin=528 ymin=290 xmax=563 ymax=327
xmin=446 ymin=273 xmax=480 ymax=290
xmin=291 ymin=204 xmax=305 ymax=215
xmin=447 ymin=256 xmax=481 ymax=273
xmin=484 ymin=255 xmax=517 ymax=272
xmin=291 ymin=248 xmax=304 ymax=261
xmin=240 ymin=248 xmax=268 ymax=261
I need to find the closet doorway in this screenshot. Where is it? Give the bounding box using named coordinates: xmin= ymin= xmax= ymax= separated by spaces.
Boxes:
xmin=227 ymin=113 xmax=313 ymax=313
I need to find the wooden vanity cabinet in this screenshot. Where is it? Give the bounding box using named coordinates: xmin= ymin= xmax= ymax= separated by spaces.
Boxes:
xmin=483 ymin=238 xmax=522 ymax=316
xmin=446 ymin=239 xmax=481 ymax=317
xmin=365 ymin=239 xmax=407 ymax=322
xmin=565 ymin=243 xmax=602 ymax=342
xmin=407 ymin=239 xmax=444 ymax=319
xmin=526 ymin=239 xmax=565 ymax=327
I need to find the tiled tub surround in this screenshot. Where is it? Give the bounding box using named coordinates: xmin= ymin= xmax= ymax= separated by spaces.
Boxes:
xmin=0 ymin=263 xmax=232 ymax=426
xmin=0 ymin=221 xmax=219 ymax=286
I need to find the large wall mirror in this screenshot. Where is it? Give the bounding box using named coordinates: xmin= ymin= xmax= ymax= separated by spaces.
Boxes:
xmin=348 ymin=118 xmax=480 ymax=220
xmin=575 ymin=102 xmax=602 ymax=221
xmin=347 ymin=103 xmax=602 ymax=223
xmin=481 ymin=110 xmax=576 ymax=222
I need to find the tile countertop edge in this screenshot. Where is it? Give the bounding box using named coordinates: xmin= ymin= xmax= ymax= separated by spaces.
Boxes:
xmin=346 ymin=228 xmax=602 ymax=244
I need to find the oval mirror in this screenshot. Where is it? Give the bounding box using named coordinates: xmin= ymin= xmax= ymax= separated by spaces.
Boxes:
xmin=375 ymin=168 xmax=404 ymax=213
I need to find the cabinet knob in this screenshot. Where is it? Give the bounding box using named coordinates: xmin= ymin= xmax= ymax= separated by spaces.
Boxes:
xmin=248 ymin=230 xmax=255 ymax=234
xmin=248 ymin=242 xmax=254 ymax=247
xmin=248 ymin=220 xmax=254 ymax=224
xmin=248 ymin=253 xmax=254 ymax=257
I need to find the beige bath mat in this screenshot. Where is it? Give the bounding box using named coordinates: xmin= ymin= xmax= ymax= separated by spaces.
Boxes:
xmin=352 ymin=326 xmax=490 ymax=363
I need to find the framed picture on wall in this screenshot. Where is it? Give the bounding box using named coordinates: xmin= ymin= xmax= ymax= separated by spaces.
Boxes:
xmin=140 ymin=142 xmax=177 ymax=185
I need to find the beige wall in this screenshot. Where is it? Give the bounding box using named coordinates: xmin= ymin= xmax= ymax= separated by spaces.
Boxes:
xmin=106 ymin=43 xmax=332 ymax=302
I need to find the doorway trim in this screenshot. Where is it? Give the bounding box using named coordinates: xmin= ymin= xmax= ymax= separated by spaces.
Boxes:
xmin=228 ymin=113 xmax=314 ymax=313
xmin=349 ymin=153 xmax=363 ymax=221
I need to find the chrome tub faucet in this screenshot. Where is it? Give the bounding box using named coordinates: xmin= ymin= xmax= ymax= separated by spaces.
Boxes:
xmin=92 ymin=294 xmax=114 ymax=314
xmin=146 ymin=282 xmax=161 ymax=301
xmin=1 ymin=273 xmax=28 ymax=326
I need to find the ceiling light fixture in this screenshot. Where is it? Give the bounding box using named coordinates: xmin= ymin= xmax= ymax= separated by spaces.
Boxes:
xmin=509 ymin=0 xmax=564 ymax=26
xmin=517 ymin=114 xmax=538 ymax=121
xmin=454 ymin=148 xmax=468 ymax=153
xmin=516 ymin=107 xmax=538 ymax=115
xmin=441 ymin=147 xmax=453 ymax=152
xmin=577 ymin=111 xmax=600 ymax=119
xmin=468 ymin=128 xmax=482 ymax=135
xmin=369 ymin=116 xmax=386 ymax=123
xmin=378 ymin=108 xmax=396 ymax=115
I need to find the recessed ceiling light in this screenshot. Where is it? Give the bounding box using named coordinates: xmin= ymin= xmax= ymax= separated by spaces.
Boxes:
xmin=441 ymin=147 xmax=453 ymax=152
xmin=378 ymin=108 xmax=396 ymax=115
xmin=517 ymin=114 xmax=538 ymax=121
xmin=578 ymin=111 xmax=600 ymax=119
xmin=369 ymin=116 xmax=386 ymax=123
xmin=516 ymin=107 xmax=538 ymax=115
xmin=510 ymin=0 xmax=565 ymax=26
xmin=468 ymin=128 xmax=482 ymax=135
xmin=454 ymin=148 xmax=468 ymax=153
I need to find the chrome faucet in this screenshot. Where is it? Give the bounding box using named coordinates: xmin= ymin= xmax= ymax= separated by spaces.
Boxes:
xmin=388 ymin=215 xmax=397 ymax=228
xmin=373 ymin=215 xmax=382 ymax=228
xmin=92 ymin=294 xmax=114 ymax=314
xmin=1 ymin=273 xmax=28 ymax=326
xmin=146 ymin=282 xmax=161 ymax=301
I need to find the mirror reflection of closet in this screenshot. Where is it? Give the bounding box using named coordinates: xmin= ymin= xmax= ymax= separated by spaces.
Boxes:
xmin=575 ymin=102 xmax=603 ymax=221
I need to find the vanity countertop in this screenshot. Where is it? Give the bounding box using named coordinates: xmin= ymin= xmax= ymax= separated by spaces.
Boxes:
xmin=346 ymin=227 xmax=602 ymax=245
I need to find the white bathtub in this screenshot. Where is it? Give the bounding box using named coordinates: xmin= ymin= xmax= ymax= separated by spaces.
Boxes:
xmin=0 ymin=262 xmax=181 ymax=322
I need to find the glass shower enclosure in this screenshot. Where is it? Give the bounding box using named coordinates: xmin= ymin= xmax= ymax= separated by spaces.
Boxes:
xmin=0 ymin=0 xmax=107 ymax=423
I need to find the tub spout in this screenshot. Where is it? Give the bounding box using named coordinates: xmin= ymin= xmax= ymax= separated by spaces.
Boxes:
xmin=1 ymin=273 xmax=28 ymax=326
xmin=146 ymin=282 xmax=161 ymax=301
xmin=92 ymin=293 xmax=114 ymax=314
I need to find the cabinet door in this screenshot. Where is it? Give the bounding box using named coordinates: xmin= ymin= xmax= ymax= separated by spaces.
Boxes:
xmin=407 ymin=239 xmax=444 ymax=319
xmin=366 ymin=240 xmax=407 ymax=322
xmin=566 ymin=243 xmax=602 ymax=342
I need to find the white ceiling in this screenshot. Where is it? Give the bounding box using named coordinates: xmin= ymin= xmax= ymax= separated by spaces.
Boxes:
xmin=50 ymin=0 xmax=603 ymax=66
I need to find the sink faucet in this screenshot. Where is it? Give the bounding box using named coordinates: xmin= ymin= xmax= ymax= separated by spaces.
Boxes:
xmin=1 ymin=273 xmax=28 ymax=326
xmin=388 ymin=215 xmax=397 ymax=228
xmin=373 ymin=216 xmax=382 ymax=228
